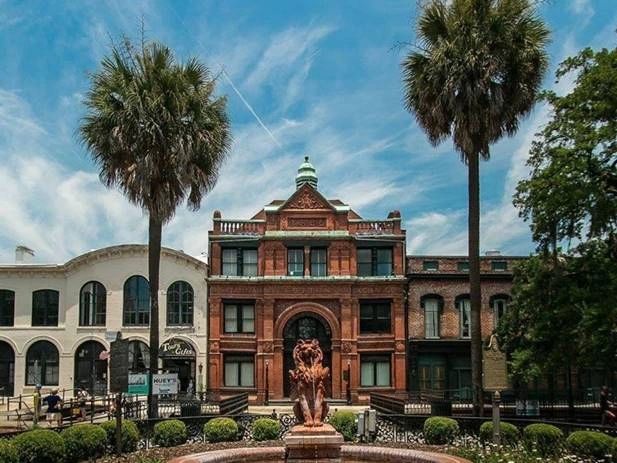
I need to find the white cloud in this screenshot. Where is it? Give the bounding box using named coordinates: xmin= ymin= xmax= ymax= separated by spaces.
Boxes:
xmin=569 ymin=0 xmax=594 ymax=20
xmin=243 ymin=24 xmax=334 ymax=94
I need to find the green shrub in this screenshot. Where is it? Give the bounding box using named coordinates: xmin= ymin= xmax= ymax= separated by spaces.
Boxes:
xmin=423 ymin=416 xmax=459 ymax=445
xmin=611 ymin=438 xmax=617 ymax=462
xmin=152 ymin=419 xmax=188 ymax=447
xmin=523 ymin=423 xmax=564 ymax=456
xmin=566 ymin=430 xmax=614 ymax=460
xmin=204 ymin=417 xmax=238 ymax=443
xmin=0 ymin=440 xmax=18 ymax=463
xmin=100 ymin=419 xmax=140 ymax=453
xmin=329 ymin=411 xmax=357 ymax=442
xmin=13 ymin=429 xmax=66 ymax=463
xmin=62 ymin=424 xmax=107 ymax=462
xmin=252 ymin=418 xmax=281 ymax=441
xmin=479 ymin=421 xmax=520 ymax=446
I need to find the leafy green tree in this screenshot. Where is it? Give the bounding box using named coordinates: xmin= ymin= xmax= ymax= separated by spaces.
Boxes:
xmin=504 ymin=44 xmax=617 ymax=396
xmin=80 ymin=39 xmax=231 ymax=417
xmin=402 ymin=0 xmax=549 ymax=415
xmin=515 ymin=45 xmax=617 ymax=256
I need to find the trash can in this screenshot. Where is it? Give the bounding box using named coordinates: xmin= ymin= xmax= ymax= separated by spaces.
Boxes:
xmin=430 ymin=399 xmax=452 ymax=416
xmin=180 ymin=400 xmax=201 ymax=417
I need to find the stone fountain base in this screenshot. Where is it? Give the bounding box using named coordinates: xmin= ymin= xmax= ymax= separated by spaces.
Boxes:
xmin=284 ymin=423 xmax=344 ymax=463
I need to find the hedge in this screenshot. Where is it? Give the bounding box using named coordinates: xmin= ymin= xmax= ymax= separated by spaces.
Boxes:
xmin=523 ymin=423 xmax=564 ymax=456
xmin=100 ymin=419 xmax=140 ymax=453
xmin=566 ymin=430 xmax=614 ymax=460
xmin=204 ymin=417 xmax=238 ymax=443
xmin=252 ymin=418 xmax=281 ymax=441
xmin=479 ymin=421 xmax=520 ymax=447
xmin=0 ymin=439 xmax=18 ymax=463
xmin=13 ymin=429 xmax=66 ymax=463
xmin=423 ymin=417 xmax=459 ymax=445
xmin=329 ymin=411 xmax=357 ymax=441
xmin=152 ymin=419 xmax=188 ymax=447
xmin=62 ymin=424 xmax=107 ymax=462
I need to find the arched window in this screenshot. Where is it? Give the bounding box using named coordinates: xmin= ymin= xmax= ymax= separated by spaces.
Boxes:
xmin=32 ymin=290 xmax=59 ymax=326
xmin=421 ymin=294 xmax=443 ymax=339
xmin=128 ymin=340 xmax=150 ymax=372
xmin=490 ymin=294 xmax=511 ymax=328
xmin=455 ymin=295 xmax=471 ymax=339
xmin=79 ymin=282 xmax=106 ymax=326
xmin=0 ymin=290 xmax=15 ymax=326
xmin=123 ymin=276 xmax=150 ymax=326
xmin=167 ymin=281 xmax=194 ymax=326
xmin=26 ymin=341 xmax=59 ymax=386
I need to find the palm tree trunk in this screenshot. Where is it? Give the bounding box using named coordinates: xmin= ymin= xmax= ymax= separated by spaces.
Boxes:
xmin=148 ymin=215 xmax=162 ymax=419
xmin=468 ymin=150 xmax=484 ymax=417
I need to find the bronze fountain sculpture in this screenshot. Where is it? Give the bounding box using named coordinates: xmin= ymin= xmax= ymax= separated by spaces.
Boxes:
xmin=289 ymin=339 xmax=329 ymax=427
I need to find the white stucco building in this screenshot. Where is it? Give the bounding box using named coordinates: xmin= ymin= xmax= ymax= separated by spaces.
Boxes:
xmin=0 ymin=245 xmax=208 ymax=397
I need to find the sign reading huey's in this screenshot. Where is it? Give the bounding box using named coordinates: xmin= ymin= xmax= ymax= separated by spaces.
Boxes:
xmin=152 ymin=373 xmax=179 ymax=394
xmin=159 ymin=338 xmax=195 ymax=359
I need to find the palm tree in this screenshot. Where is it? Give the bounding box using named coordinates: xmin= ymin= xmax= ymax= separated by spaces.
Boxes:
xmin=80 ymin=40 xmax=231 ymax=417
xmin=402 ymin=0 xmax=549 ymax=415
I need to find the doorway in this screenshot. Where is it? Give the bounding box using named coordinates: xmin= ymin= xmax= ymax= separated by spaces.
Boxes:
xmin=283 ymin=314 xmax=332 ymax=397
xmin=0 ymin=342 xmax=14 ymax=397
xmin=74 ymin=341 xmax=107 ymax=395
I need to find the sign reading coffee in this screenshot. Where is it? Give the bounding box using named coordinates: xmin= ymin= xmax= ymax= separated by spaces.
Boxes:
xmin=159 ymin=338 xmax=195 ymax=359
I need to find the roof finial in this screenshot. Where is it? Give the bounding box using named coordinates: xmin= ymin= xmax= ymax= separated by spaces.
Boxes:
xmin=295 ymin=156 xmax=318 ymax=190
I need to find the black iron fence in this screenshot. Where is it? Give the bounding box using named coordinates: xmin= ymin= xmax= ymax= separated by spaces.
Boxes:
xmin=370 ymin=391 xmax=604 ymax=422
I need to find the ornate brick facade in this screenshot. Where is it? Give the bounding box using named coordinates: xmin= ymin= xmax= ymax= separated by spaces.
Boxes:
xmin=207 ymin=164 xmax=407 ymax=404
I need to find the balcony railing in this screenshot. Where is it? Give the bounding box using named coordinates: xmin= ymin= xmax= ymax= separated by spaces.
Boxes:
xmin=350 ymin=219 xmax=399 ymax=235
xmin=213 ymin=219 xmax=265 ymax=235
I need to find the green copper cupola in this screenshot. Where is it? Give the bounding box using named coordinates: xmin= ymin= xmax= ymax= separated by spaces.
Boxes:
xmin=295 ymin=156 xmax=318 ymax=189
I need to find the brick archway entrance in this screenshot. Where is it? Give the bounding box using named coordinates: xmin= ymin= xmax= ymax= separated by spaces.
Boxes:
xmin=282 ymin=313 xmax=332 ymax=397
xmin=272 ymin=303 xmax=341 ymax=401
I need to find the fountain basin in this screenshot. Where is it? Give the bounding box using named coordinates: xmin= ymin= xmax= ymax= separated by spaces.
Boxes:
xmin=169 ymin=445 xmax=470 ymax=463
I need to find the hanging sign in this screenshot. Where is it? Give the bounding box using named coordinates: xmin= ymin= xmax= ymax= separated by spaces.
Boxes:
xmin=152 ymin=373 xmax=179 ymax=394
xmin=128 ymin=374 xmax=149 ymax=395
xmin=159 ymin=338 xmax=195 ymax=359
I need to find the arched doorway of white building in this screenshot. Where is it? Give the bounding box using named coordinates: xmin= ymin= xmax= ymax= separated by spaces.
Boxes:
xmin=0 ymin=341 xmax=14 ymax=396
xmin=74 ymin=340 xmax=107 ymax=395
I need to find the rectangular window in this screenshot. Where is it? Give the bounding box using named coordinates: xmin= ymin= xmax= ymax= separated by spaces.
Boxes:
xmin=0 ymin=290 xmax=15 ymax=327
xmin=224 ymin=355 xmax=254 ymax=387
xmin=287 ymin=248 xmax=304 ymax=276
xmin=357 ymin=249 xmax=373 ymax=276
xmin=491 ymin=261 xmax=508 ymax=272
xmin=224 ymin=303 xmax=255 ymax=333
xmin=423 ymin=260 xmax=439 ymax=271
xmin=458 ymin=298 xmax=471 ymax=338
xmin=360 ymin=355 xmax=391 ymax=387
xmin=310 ymin=248 xmax=327 ymax=277
xmin=242 ymin=249 xmax=258 ymax=276
xmin=222 ymin=248 xmax=258 ymax=276
xmin=32 ymin=290 xmax=59 ymax=326
xmin=360 ymin=301 xmax=391 ymax=333
xmin=424 ymin=298 xmax=440 ymax=338
xmin=457 ymin=261 xmax=469 ymax=272
xmin=357 ymin=248 xmax=393 ymax=276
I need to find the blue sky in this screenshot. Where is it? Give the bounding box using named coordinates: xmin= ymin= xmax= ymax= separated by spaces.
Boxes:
xmin=0 ymin=0 xmax=615 ymax=263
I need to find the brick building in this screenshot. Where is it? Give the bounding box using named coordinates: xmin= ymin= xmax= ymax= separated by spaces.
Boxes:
xmin=207 ymin=157 xmax=408 ymax=404
xmin=406 ymin=255 xmax=521 ymax=398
